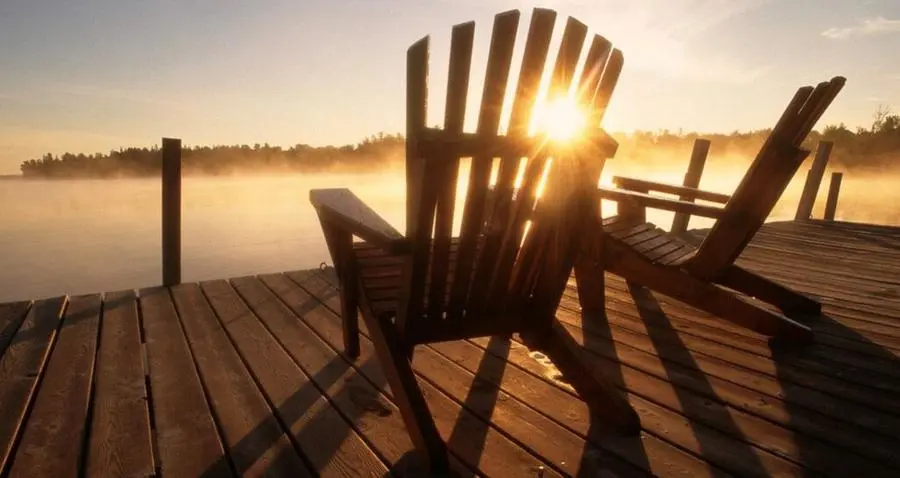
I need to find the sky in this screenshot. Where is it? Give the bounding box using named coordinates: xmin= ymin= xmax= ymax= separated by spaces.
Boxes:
xmin=1 ymin=0 xmax=899 ymax=173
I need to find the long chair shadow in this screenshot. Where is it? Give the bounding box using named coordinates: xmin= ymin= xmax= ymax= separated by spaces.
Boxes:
xmin=193 ymin=275 xmax=361 ymax=477
xmin=291 ymin=268 xmax=478 ymax=477
xmin=678 ymin=223 xmax=900 ymax=475
xmin=4 ymin=292 xmax=130 ymax=351
xmin=625 ymin=282 xmax=766 ymax=478
xmin=771 ymin=309 xmax=900 ymax=476
xmin=574 ymin=289 xmax=652 ymax=476
xmin=197 ymin=355 xmax=355 ymax=478
xmin=195 ymin=274 xmax=444 ymax=477
xmin=445 ymin=335 xmax=510 ymax=475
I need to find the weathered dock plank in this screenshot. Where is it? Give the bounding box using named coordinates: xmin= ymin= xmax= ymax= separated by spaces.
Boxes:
xmin=204 ymin=277 xmax=390 ymax=477
xmin=0 ymin=297 xmax=65 ymax=475
xmin=7 ymin=294 xmax=99 ymax=478
xmin=0 ymin=302 xmax=31 ymax=358
xmin=170 ymin=282 xmax=310 ymax=477
xmin=85 ymin=290 xmax=154 ymax=478
xmin=139 ymin=286 xmax=229 ymax=477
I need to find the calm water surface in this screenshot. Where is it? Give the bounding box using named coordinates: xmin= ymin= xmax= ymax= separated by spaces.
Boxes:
xmin=2 ymin=161 xmax=897 ymax=303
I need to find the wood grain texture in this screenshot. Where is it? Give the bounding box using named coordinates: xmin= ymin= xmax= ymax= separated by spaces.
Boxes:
xmin=170 ymin=282 xmax=310 ymax=477
xmin=310 ymin=188 xmax=407 ymax=254
xmin=288 ymin=271 xmax=567 ymax=478
xmin=211 ymin=277 xmax=390 ymax=477
xmin=0 ymin=297 xmax=65 ymax=476
xmin=260 ymin=272 xmax=475 ymax=477
xmin=8 ymin=294 xmax=100 ymax=478
xmin=0 ymin=301 xmax=31 ymax=358
xmin=139 ymin=286 xmax=229 ymax=477
xmin=85 ymin=290 xmax=154 ymax=478
xmin=428 ymin=20 xmax=474 ymax=321
xmin=446 ymin=9 xmax=521 ymax=320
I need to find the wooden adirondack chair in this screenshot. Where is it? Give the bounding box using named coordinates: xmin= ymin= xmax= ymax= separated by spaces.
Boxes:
xmin=310 ymin=8 xmax=638 ymax=472
xmin=576 ymin=76 xmax=846 ymax=343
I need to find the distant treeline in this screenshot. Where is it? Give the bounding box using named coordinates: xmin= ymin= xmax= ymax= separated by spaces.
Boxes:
xmin=19 ymin=133 xmax=405 ymax=178
xmin=616 ymin=109 xmax=900 ymax=170
xmin=19 ymin=110 xmax=900 ymax=178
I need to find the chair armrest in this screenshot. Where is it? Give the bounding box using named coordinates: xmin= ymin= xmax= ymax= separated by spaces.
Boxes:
xmin=597 ymin=186 xmax=725 ymax=219
xmin=309 ymin=188 xmax=410 ymax=254
xmin=612 ymin=176 xmax=731 ymax=204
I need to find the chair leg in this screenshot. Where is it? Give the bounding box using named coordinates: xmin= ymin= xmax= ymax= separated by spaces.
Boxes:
xmin=318 ymin=218 xmax=362 ymax=359
xmin=574 ymin=230 xmax=607 ymax=316
xmin=359 ymin=304 xmax=449 ymax=471
xmin=339 ymin=269 xmax=360 ymax=358
xmin=718 ymin=265 xmax=822 ymax=317
xmin=521 ymin=321 xmax=642 ymax=435
xmin=574 ymin=251 xmax=606 ymax=316
xmin=605 ymin=246 xmax=814 ymax=342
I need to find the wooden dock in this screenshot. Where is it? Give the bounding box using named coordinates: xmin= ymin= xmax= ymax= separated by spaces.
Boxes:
xmin=1 ymin=219 xmax=898 ymax=477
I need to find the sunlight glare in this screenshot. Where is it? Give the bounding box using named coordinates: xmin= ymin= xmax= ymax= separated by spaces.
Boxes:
xmin=533 ymin=97 xmax=588 ymax=141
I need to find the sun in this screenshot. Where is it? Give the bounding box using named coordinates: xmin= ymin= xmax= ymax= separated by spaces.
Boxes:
xmin=533 ymin=97 xmax=588 ymax=141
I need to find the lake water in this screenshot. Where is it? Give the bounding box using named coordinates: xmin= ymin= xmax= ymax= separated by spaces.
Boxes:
xmin=2 ymin=160 xmax=898 ymax=303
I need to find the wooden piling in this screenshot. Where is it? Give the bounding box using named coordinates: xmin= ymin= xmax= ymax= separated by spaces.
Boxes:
xmin=670 ymin=138 xmax=711 ymax=234
xmin=162 ymin=138 xmax=182 ymax=286
xmin=794 ymin=141 xmax=833 ymax=220
xmin=824 ymin=172 xmax=843 ymax=221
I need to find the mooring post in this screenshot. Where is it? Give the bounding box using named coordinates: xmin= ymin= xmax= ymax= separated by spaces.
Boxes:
xmin=162 ymin=137 xmax=182 ymax=286
xmin=794 ymin=140 xmax=833 ymax=220
xmin=824 ymin=172 xmax=843 ymax=221
xmin=670 ymin=138 xmax=711 ymax=234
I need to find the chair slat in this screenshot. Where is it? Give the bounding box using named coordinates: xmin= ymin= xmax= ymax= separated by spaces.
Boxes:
xmin=793 ymin=77 xmax=846 ymax=143
xmin=525 ymin=43 xmax=623 ymax=314
xmin=591 ymin=48 xmax=624 ymax=124
xmin=577 ymin=35 xmax=612 ymax=106
xmin=686 ymin=78 xmax=845 ymax=279
xmin=470 ymin=9 xmax=564 ymax=310
xmin=427 ymin=21 xmax=475 ymax=321
xmin=446 ymin=10 xmax=520 ymax=321
xmin=397 ymin=36 xmax=432 ymax=333
xmin=550 ymin=17 xmax=588 ymax=94
xmin=499 ymin=17 xmax=594 ymax=306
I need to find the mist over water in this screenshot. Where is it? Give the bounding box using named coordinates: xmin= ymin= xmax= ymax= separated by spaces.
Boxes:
xmin=1 ymin=159 xmax=898 ymax=303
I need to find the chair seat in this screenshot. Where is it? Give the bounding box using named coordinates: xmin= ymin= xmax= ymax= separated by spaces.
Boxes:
xmin=602 ymin=216 xmax=697 ymax=265
xmin=353 ymin=217 xmax=696 ymax=317
xmin=352 ymin=237 xmax=477 ymax=317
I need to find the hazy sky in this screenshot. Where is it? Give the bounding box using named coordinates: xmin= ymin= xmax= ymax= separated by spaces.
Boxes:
xmin=1 ymin=0 xmax=898 ymax=173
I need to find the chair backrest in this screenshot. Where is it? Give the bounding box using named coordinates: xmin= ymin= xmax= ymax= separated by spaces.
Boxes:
xmin=684 ymin=76 xmax=846 ymax=279
xmin=400 ymin=8 xmax=623 ymax=341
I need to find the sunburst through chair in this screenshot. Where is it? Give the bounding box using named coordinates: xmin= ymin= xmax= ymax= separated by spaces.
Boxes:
xmin=310 ymin=8 xmax=638 ymax=472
